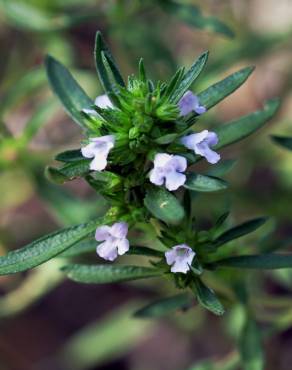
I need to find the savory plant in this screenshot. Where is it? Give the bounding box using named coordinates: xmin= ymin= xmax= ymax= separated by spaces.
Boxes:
xmin=2 ymin=31 xmax=290 ymax=320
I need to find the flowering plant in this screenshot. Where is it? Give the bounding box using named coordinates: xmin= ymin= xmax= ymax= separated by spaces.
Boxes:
xmin=1 ymin=31 xmax=289 ymax=321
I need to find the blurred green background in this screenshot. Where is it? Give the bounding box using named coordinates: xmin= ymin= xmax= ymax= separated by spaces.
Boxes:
xmin=0 ymin=0 xmax=292 ymax=369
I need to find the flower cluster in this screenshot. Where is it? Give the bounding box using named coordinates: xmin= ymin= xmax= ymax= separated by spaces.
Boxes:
xmin=81 ymin=90 xmax=220 ymax=273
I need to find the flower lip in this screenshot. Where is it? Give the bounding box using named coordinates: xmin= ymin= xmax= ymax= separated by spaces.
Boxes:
xmin=150 ymin=153 xmax=187 ymax=191
xmin=95 ymin=222 xmax=129 ymax=261
xmin=165 ymin=244 xmax=196 ymax=274
xmin=81 ymin=135 xmax=115 ymax=171
xmin=178 ymin=91 xmax=206 ymax=116
xmin=181 ymin=130 xmax=220 ymax=164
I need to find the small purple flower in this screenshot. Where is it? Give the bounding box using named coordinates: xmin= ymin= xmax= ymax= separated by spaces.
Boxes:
xmin=95 ymin=222 xmax=129 ymax=261
xmin=81 ymin=135 xmax=115 ymax=171
xmin=181 ymin=130 xmax=220 ymax=164
xmin=150 ymin=153 xmax=187 ymax=191
xmin=178 ymin=91 xmax=206 ymax=116
xmin=165 ymin=244 xmax=195 ymax=274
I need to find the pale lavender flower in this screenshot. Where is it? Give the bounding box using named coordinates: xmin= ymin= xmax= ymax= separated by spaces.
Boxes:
xmin=95 ymin=222 xmax=129 ymax=261
xmin=150 ymin=153 xmax=187 ymax=191
xmin=95 ymin=94 xmax=113 ymax=109
xmin=178 ymin=91 xmax=206 ymax=116
xmin=181 ymin=130 xmax=220 ymax=164
xmin=81 ymin=135 xmax=115 ymax=171
xmin=165 ymin=244 xmax=195 ymax=274
xmin=82 ymin=94 xmax=113 ymax=117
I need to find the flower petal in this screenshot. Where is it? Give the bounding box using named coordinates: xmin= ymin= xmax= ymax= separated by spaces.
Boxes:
xmin=82 ymin=108 xmax=99 ymax=117
xmin=178 ymin=91 xmax=199 ymax=116
xmin=153 ymin=153 xmax=172 ymax=167
xmin=171 ymin=155 xmax=187 ymax=172
xmin=165 ymin=249 xmax=177 ymax=265
xmin=111 ymin=222 xmax=128 ymax=239
xmin=181 ymin=131 xmax=209 ymax=150
xmin=96 ymin=239 xmax=118 ymax=261
xmin=89 ymin=153 xmax=108 ymax=171
xmin=205 ymin=131 xmax=219 ymax=146
xmin=150 ymin=168 xmax=165 ymax=186
xmin=95 ymin=94 xmax=113 ymax=109
xmin=81 ymin=142 xmax=98 ymax=158
xmin=195 ymin=142 xmax=220 ymax=164
xmin=95 ymin=225 xmax=111 ymax=241
xmin=165 ymin=171 xmax=186 ymax=191
xmin=116 ymin=238 xmax=130 ymax=256
xmin=194 ymin=105 xmax=206 ymax=115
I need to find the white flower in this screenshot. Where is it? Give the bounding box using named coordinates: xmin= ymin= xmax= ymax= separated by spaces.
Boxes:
xmin=95 ymin=222 xmax=129 ymax=261
xmin=95 ymin=94 xmax=113 ymax=109
xmin=165 ymin=244 xmax=195 ymax=274
xmin=178 ymin=91 xmax=206 ymax=116
xmin=82 ymin=94 xmax=113 ymax=117
xmin=150 ymin=153 xmax=187 ymax=191
xmin=181 ymin=130 xmax=220 ymax=164
xmin=81 ymin=135 xmax=115 ymax=171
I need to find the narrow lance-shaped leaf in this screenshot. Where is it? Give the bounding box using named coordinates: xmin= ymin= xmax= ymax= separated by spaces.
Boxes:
xmin=45 ymin=55 xmax=93 ymax=129
xmin=46 ymin=160 xmax=90 ymax=184
xmin=192 ymin=278 xmax=225 ymax=316
xmin=271 ymin=135 xmax=292 ymax=151
xmin=21 ymin=99 xmax=59 ymax=143
xmin=212 ymin=254 xmax=292 ymax=270
xmin=144 ymin=187 xmax=185 ymax=225
xmin=198 ymin=66 xmax=254 ymax=110
xmin=215 ymin=99 xmax=280 ymax=150
xmin=171 ymin=51 xmax=209 ymax=103
xmin=239 ymin=315 xmax=264 ymax=370
xmin=214 ymin=218 xmax=267 ymax=248
xmin=184 ymin=173 xmax=228 ymax=192
xmin=63 ymin=264 xmax=161 ymax=284
xmin=207 ymin=159 xmax=237 ymax=177
xmin=0 ymin=219 xmax=103 ymax=275
xmin=160 ymin=1 xmax=234 ymax=38
xmin=134 ymin=293 xmax=192 ymax=318
xmin=94 ymin=31 xmax=125 ymax=103
xmin=55 ymin=149 xmax=84 ymax=163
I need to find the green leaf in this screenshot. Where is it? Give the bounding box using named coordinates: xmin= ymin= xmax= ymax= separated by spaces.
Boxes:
xmin=45 ymin=55 xmax=93 ymax=129
xmin=184 ymin=173 xmax=228 ymax=192
xmin=134 ymin=293 xmax=192 ymax=318
xmin=94 ymin=31 xmax=125 ymax=101
xmin=1 ymin=0 xmax=57 ymax=31
xmin=213 ymin=254 xmax=292 ymax=269
xmin=21 ymin=99 xmax=59 ymax=143
xmin=55 ymin=149 xmax=84 ymax=163
xmin=46 ymin=160 xmax=90 ymax=184
xmin=239 ymin=316 xmax=264 ymax=370
xmin=59 ymin=302 xmax=153 ymax=370
xmin=171 ymin=51 xmax=209 ymax=103
xmin=0 ymin=67 xmax=46 ymax=116
xmin=198 ymin=66 xmax=254 ymax=110
xmin=144 ymin=187 xmax=185 ymax=224
xmin=215 ymin=99 xmax=280 ymax=150
xmin=128 ymin=246 xmax=164 ymax=258
xmin=161 ymin=1 xmax=234 ymax=38
xmin=214 ymin=218 xmax=267 ymax=248
xmin=0 ymin=220 xmax=101 ymax=275
xmin=154 ymin=133 xmax=178 ymax=145
xmin=63 ymin=264 xmax=161 ymax=284
xmin=207 ymin=159 xmax=237 ymax=177
xmin=193 ymin=278 xmax=225 ymax=316
xmin=271 ymin=135 xmax=292 ymax=151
